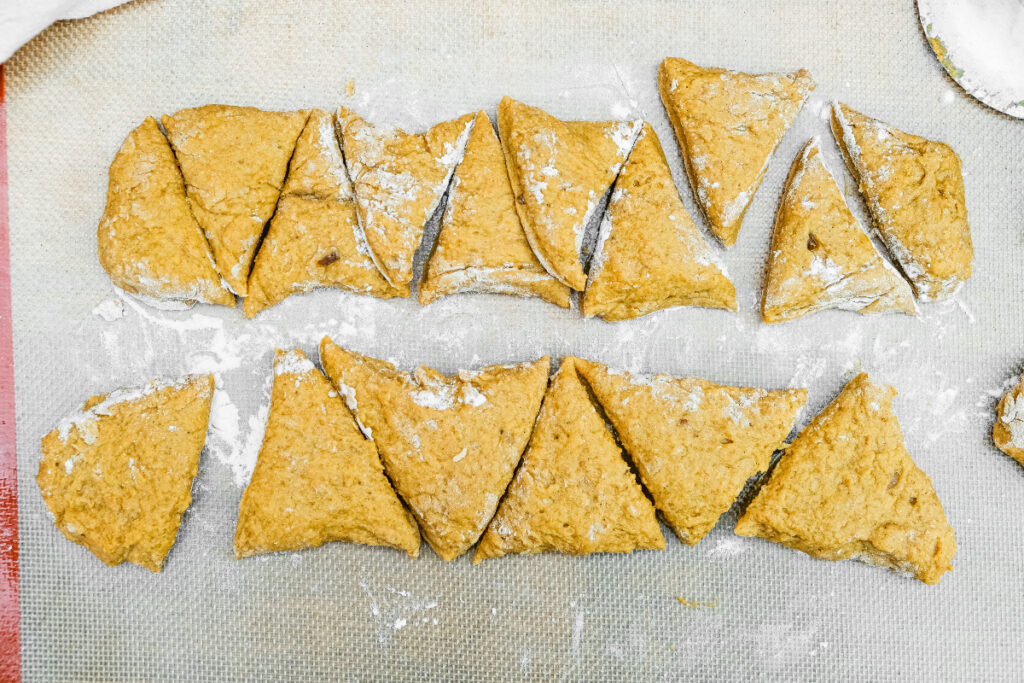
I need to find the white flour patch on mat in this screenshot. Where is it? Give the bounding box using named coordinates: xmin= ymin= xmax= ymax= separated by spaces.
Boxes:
xmin=91 ymin=297 xmax=124 ymax=321
xmin=359 ymin=580 xmax=440 ymax=645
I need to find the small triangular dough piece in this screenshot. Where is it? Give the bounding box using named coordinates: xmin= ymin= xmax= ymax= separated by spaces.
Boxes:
xmin=337 ymin=107 xmax=475 ymax=288
xmin=582 ymin=123 xmax=737 ymax=321
xmin=993 ymin=373 xmax=1024 ymax=468
xmin=736 ymin=373 xmax=956 ymax=584
xmin=831 ymin=102 xmax=973 ymax=301
xmin=97 ymin=117 xmax=234 ymax=307
xmin=762 ymin=138 xmax=918 ymax=323
xmin=319 ymin=338 xmax=549 ymax=561
xmin=474 ymin=357 xmax=664 ymax=562
xmin=37 ymin=374 xmax=214 ymax=572
xmin=658 ymin=57 xmax=815 ymax=247
xmin=244 ymin=110 xmax=406 ymax=317
xmin=576 ymin=359 xmax=806 ymax=544
xmin=161 ymin=105 xmax=309 ymax=296
xmin=233 ymin=350 xmax=419 ymax=559
xmin=418 ymin=111 xmax=571 ymax=307
xmin=497 ymin=97 xmax=641 ymax=290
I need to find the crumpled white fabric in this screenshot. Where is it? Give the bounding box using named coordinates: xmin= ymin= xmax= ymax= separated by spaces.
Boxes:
xmin=0 ymin=0 xmax=130 ymax=63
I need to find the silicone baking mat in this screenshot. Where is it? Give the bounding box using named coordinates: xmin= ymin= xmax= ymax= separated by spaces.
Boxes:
xmin=4 ymin=0 xmax=1024 ymax=679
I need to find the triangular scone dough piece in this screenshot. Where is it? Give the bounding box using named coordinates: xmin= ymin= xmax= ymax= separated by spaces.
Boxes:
xmin=582 ymin=123 xmax=737 ymax=321
xmin=161 ymin=105 xmax=309 ymax=296
xmin=37 ymin=374 xmax=214 ymax=572
xmin=319 ymin=338 xmax=549 ymax=561
xmin=474 ymin=357 xmax=664 ymax=562
xmin=418 ymin=111 xmax=571 ymax=307
xmin=736 ymin=373 xmax=956 ymax=585
xmin=762 ymin=138 xmax=918 ymax=323
xmin=993 ymin=373 xmax=1024 ymax=468
xmin=244 ymin=110 xmax=406 ymax=317
xmin=497 ymin=97 xmax=641 ymax=290
xmin=576 ymin=359 xmax=806 ymax=544
xmin=233 ymin=350 xmax=419 ymax=559
xmin=658 ymin=57 xmax=815 ymax=247
xmin=336 ymin=107 xmax=475 ymax=288
xmin=97 ymin=118 xmax=234 ymax=307
xmin=831 ymin=103 xmax=973 ymax=301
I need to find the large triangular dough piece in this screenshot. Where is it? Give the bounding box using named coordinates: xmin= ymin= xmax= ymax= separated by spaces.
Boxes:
xmin=37 ymin=374 xmax=214 ymax=572
xmin=418 ymin=111 xmax=571 ymax=307
xmin=762 ymin=138 xmax=918 ymax=323
xmin=736 ymin=373 xmax=956 ymax=584
xmin=497 ymin=97 xmax=641 ymax=290
xmin=319 ymin=338 xmax=549 ymax=561
xmin=244 ymin=110 xmax=406 ymax=317
xmin=582 ymin=123 xmax=737 ymax=321
xmin=97 ymin=117 xmax=234 ymax=307
xmin=162 ymin=105 xmax=309 ymax=296
xmin=658 ymin=57 xmax=814 ymax=247
xmin=233 ymin=350 xmax=420 ymax=559
xmin=337 ymin=107 xmax=475 ymax=288
xmin=474 ymin=357 xmax=664 ymax=562
xmin=831 ymin=102 xmax=973 ymax=301
xmin=576 ymin=359 xmax=806 ymax=544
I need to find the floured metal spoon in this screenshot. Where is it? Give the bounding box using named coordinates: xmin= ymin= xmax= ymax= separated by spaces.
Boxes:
xmin=918 ymin=0 xmax=1024 ymax=119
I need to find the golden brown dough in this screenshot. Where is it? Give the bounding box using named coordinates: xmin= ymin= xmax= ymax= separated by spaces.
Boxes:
xmin=658 ymin=57 xmax=814 ymax=247
xmin=831 ymin=102 xmax=973 ymax=301
xmin=582 ymin=122 xmax=736 ymax=321
xmin=97 ymin=117 xmax=233 ymax=307
xmin=576 ymin=358 xmax=805 ymax=544
xmin=162 ymin=105 xmax=309 ymax=296
xmin=474 ymin=357 xmax=664 ymax=562
xmin=993 ymin=373 xmax=1024 ymax=467
xmin=233 ymin=349 xmax=419 ymax=558
xmin=736 ymin=373 xmax=956 ymax=584
xmin=319 ymin=338 xmax=549 ymax=561
xmin=38 ymin=374 xmax=214 ymax=572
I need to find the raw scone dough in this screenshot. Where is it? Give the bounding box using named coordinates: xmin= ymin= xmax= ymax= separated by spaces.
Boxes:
xmin=735 ymin=373 xmax=956 ymax=585
xmin=244 ymin=109 xmax=405 ymax=317
xmin=162 ymin=105 xmax=309 ymax=296
xmin=336 ymin=107 xmax=474 ymax=288
xmin=993 ymin=373 xmax=1024 ymax=467
xmin=97 ymin=117 xmax=234 ymax=307
xmin=497 ymin=97 xmax=641 ymax=290
xmin=418 ymin=110 xmax=571 ymax=307
xmin=582 ymin=122 xmax=737 ymax=321
xmin=831 ymin=102 xmax=973 ymax=301
xmin=658 ymin=57 xmax=815 ymax=247
xmin=37 ymin=374 xmax=214 ymax=572
xmin=576 ymin=359 xmax=806 ymax=544
xmin=762 ymin=138 xmax=918 ymax=323
xmin=474 ymin=357 xmax=664 ymax=562
xmin=319 ymin=338 xmax=549 ymax=561
xmin=233 ymin=350 xmax=420 ymax=558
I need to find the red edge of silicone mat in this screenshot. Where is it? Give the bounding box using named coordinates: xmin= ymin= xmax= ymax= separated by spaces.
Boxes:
xmin=0 ymin=63 xmax=22 ymax=682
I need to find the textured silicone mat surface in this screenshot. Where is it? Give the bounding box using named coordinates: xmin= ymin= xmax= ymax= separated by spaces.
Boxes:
xmin=6 ymin=0 xmax=1024 ymax=679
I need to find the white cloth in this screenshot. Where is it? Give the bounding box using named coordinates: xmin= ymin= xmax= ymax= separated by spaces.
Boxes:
xmin=0 ymin=0 xmax=130 ymax=63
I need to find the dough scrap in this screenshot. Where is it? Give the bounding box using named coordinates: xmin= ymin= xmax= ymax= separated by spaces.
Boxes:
xmin=497 ymin=97 xmax=641 ymax=290
xmin=162 ymin=105 xmax=309 ymax=296
xmin=337 ymin=107 xmax=474 ymax=287
xmin=762 ymin=138 xmax=918 ymax=323
xmin=658 ymin=57 xmax=814 ymax=247
xmin=576 ymin=358 xmax=806 ymax=544
xmin=97 ymin=117 xmax=234 ymax=307
xmin=993 ymin=374 xmax=1024 ymax=467
xmin=831 ymin=102 xmax=973 ymax=301
xmin=319 ymin=338 xmax=549 ymax=561
xmin=582 ymin=122 xmax=736 ymax=321
xmin=244 ymin=110 xmax=405 ymax=317
xmin=735 ymin=373 xmax=956 ymax=584
xmin=419 ymin=110 xmax=570 ymax=307
xmin=474 ymin=357 xmax=664 ymax=562
xmin=233 ymin=349 xmax=419 ymax=558
xmin=37 ymin=374 xmax=214 ymax=572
